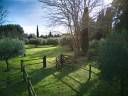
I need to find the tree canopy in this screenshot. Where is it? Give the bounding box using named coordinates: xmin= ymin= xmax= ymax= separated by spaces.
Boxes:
xmin=0 ymin=24 xmax=24 ymax=39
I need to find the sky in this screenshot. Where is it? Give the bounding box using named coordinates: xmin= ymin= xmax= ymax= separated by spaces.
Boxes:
xmin=1 ymin=0 xmax=113 ymax=35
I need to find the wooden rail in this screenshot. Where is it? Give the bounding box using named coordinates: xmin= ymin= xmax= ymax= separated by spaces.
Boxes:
xmin=56 ymin=54 xmax=95 ymax=80
xmin=21 ymin=61 xmax=37 ymax=96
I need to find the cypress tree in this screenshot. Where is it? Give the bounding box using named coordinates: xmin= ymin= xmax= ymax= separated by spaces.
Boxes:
xmin=37 ymin=25 xmax=39 ymax=38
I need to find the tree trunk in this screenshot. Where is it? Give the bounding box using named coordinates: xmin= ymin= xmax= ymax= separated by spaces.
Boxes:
xmin=73 ymin=22 xmax=81 ymax=57
xmin=5 ymin=59 xmax=9 ymax=71
xmin=72 ymin=35 xmax=81 ymax=58
xmin=80 ymin=28 xmax=89 ymax=54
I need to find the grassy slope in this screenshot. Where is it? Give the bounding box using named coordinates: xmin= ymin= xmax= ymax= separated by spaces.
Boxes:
xmin=0 ymin=45 xmax=99 ymax=96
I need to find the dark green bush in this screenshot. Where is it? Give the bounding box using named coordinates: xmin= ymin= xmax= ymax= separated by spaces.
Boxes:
xmin=46 ymin=38 xmax=58 ymax=45
xmin=87 ymin=39 xmax=105 ymax=61
xmin=59 ymin=36 xmax=73 ymax=50
xmin=28 ymin=38 xmax=59 ymax=46
xmin=97 ymin=31 xmax=128 ymax=95
xmin=40 ymin=38 xmax=46 ymax=45
xmin=23 ymin=38 xmax=29 ymax=44
xmin=89 ymin=40 xmax=99 ymax=49
xmin=28 ymin=38 xmax=41 ymax=47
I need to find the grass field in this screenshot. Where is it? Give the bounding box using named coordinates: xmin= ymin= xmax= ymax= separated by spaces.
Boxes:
xmin=0 ymin=45 xmax=100 ymax=96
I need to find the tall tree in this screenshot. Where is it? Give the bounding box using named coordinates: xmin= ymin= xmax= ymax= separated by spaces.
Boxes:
xmin=80 ymin=7 xmax=89 ymax=54
xmin=95 ymin=7 xmax=113 ymax=39
xmin=0 ymin=24 xmax=24 ymax=39
xmin=97 ymin=31 xmax=128 ymax=96
xmin=39 ymin=0 xmax=100 ymax=57
xmin=37 ymin=25 xmax=39 ymax=38
xmin=48 ymin=31 xmax=53 ymax=37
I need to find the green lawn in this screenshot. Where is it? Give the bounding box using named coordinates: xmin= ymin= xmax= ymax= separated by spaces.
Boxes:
xmin=0 ymin=45 xmax=100 ymax=96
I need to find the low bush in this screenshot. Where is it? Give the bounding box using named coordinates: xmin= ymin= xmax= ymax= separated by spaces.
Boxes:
xmin=28 ymin=38 xmax=59 ymax=46
xmin=87 ymin=39 xmax=104 ymax=60
xmin=97 ymin=31 xmax=128 ymax=95
xmin=46 ymin=38 xmax=58 ymax=45
xmin=28 ymin=38 xmax=41 ymax=47
xmin=59 ymin=36 xmax=73 ymax=50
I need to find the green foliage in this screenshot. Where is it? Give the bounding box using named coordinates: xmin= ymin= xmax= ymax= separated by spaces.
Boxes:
xmin=0 ymin=38 xmax=24 ymax=71
xmin=0 ymin=38 xmax=24 ymax=60
xmin=89 ymin=40 xmax=99 ymax=49
xmin=0 ymin=24 xmax=24 ymax=39
xmin=27 ymin=34 xmax=37 ymax=39
xmin=87 ymin=40 xmax=100 ymax=60
xmin=48 ymin=32 xmax=53 ymax=37
xmin=28 ymin=38 xmax=59 ymax=46
xmin=80 ymin=28 xmax=89 ymax=54
xmin=97 ymin=31 xmax=128 ymax=82
xmin=59 ymin=36 xmax=73 ymax=50
xmin=46 ymin=38 xmax=58 ymax=45
xmin=28 ymin=38 xmax=41 ymax=47
xmin=95 ymin=7 xmax=113 ymax=39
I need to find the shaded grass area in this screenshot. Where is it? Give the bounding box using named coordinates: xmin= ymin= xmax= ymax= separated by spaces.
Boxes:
xmin=0 ymin=45 xmax=106 ymax=96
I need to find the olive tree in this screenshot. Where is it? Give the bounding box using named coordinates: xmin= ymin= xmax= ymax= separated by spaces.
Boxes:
xmin=0 ymin=38 xmax=24 ymax=71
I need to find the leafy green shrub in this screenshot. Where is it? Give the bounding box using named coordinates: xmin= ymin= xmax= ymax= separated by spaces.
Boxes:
xmin=28 ymin=38 xmax=41 ymax=47
xmin=46 ymin=38 xmax=58 ymax=45
xmin=0 ymin=38 xmax=24 ymax=71
xmin=89 ymin=40 xmax=99 ymax=49
xmin=59 ymin=36 xmax=73 ymax=50
xmin=23 ymin=38 xmax=29 ymax=44
xmin=97 ymin=31 xmax=128 ymax=94
xmin=40 ymin=38 xmax=47 ymax=45
xmin=87 ymin=39 xmax=104 ymax=60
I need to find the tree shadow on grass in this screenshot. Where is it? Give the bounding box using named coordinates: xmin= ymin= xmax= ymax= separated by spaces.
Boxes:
xmin=28 ymin=60 xmax=85 ymax=87
xmin=52 ymin=63 xmax=86 ymax=80
xmin=67 ymin=75 xmax=83 ymax=85
xmin=75 ymin=79 xmax=98 ymax=96
xmin=89 ymin=80 xmax=120 ymax=96
xmin=0 ymin=79 xmax=27 ymax=96
xmin=53 ymin=73 xmax=80 ymax=94
xmin=29 ymin=66 xmax=57 ymax=85
xmin=76 ymin=78 xmax=121 ymax=96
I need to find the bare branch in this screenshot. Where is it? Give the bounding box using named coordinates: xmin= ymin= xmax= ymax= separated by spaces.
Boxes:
xmin=0 ymin=6 xmax=8 ymax=25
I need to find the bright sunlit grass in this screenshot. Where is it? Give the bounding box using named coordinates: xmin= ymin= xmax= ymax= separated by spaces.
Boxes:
xmin=0 ymin=45 xmax=99 ymax=96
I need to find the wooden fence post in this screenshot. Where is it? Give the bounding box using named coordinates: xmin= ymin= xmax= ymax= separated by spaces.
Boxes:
xmin=60 ymin=54 xmax=64 ymax=68
xmin=27 ymin=76 xmax=31 ymax=96
xmin=56 ymin=57 xmax=58 ymax=69
xmin=22 ymin=65 xmax=26 ymax=81
xmin=88 ymin=64 xmax=92 ymax=80
xmin=20 ymin=60 xmax=24 ymax=72
xmin=43 ymin=56 xmax=46 ymax=68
